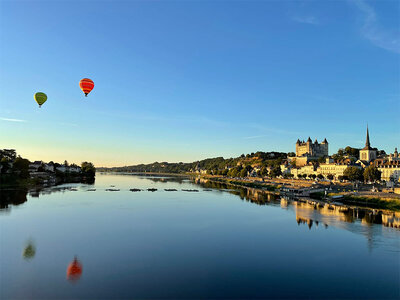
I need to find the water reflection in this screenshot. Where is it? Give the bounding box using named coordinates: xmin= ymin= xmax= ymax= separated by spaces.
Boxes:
xmin=0 ymin=188 xmax=28 ymax=211
xmin=1 ymin=174 xmax=399 ymax=299
xmin=194 ymin=178 xmax=400 ymax=230
xmin=1 ymin=176 xmax=399 ymax=247
xmin=67 ymin=256 xmax=83 ymax=282
xmin=22 ymin=241 xmax=36 ymax=260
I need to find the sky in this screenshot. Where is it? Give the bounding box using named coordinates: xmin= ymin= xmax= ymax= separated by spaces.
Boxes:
xmin=0 ymin=0 xmax=399 ymax=167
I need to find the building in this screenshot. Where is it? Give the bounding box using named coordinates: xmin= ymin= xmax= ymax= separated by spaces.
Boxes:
xmin=29 ymin=161 xmax=43 ymax=173
xmin=317 ymin=158 xmax=356 ymax=180
xmin=378 ymin=163 xmax=400 ymax=182
xmin=359 ymin=125 xmax=377 ymax=163
xmin=290 ymin=164 xmax=317 ymax=178
xmin=294 ymin=137 xmax=328 ymax=166
xmin=387 ymin=148 xmax=400 ymax=162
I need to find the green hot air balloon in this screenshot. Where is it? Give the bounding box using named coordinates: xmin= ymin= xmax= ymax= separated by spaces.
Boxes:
xmin=34 ymin=92 xmax=47 ymax=108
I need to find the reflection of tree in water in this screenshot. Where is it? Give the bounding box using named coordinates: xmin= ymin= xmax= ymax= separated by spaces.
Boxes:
xmin=145 ymin=176 xmax=187 ymax=184
xmin=82 ymin=177 xmax=95 ymax=184
xmin=22 ymin=241 xmax=36 ymax=260
xmin=193 ymin=178 xmax=279 ymax=206
xmin=0 ymin=189 xmax=28 ymax=209
xmin=193 ymin=178 xmax=400 ymax=233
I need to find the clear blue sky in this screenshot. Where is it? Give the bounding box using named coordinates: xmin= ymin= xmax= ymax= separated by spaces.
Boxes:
xmin=0 ymin=0 xmax=399 ymax=166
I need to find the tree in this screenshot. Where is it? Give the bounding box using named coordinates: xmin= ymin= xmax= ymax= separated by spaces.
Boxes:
xmin=363 ymin=165 xmax=381 ymax=183
xmin=327 ymin=174 xmax=334 ymax=180
xmin=317 ymin=174 xmax=324 ymax=180
xmin=12 ymin=156 xmax=30 ymax=178
xmin=343 ymin=166 xmax=363 ymax=182
xmin=81 ymin=162 xmax=95 ymax=177
xmin=269 ymin=166 xmax=282 ymax=178
xmin=64 ymin=160 xmax=69 ymax=167
xmin=290 ymin=158 xmax=297 ymax=167
xmin=0 ymin=149 xmax=16 ymax=161
xmin=344 ymin=146 xmax=359 ymax=158
xmin=228 ymin=168 xmax=239 ymax=178
xmin=239 ymin=168 xmax=247 ymax=178
xmin=0 ymin=157 xmax=10 ymax=174
xmin=260 ymin=167 xmax=268 ymax=177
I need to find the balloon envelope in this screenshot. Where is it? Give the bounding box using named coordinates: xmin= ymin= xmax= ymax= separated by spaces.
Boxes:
xmin=34 ymin=92 xmax=47 ymax=107
xmin=79 ymin=78 xmax=94 ymax=96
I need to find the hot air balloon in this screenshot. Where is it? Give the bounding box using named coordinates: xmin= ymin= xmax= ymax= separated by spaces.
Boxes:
xmin=67 ymin=256 xmax=83 ymax=281
xmin=79 ymin=78 xmax=94 ymax=97
xmin=34 ymin=92 xmax=47 ymax=108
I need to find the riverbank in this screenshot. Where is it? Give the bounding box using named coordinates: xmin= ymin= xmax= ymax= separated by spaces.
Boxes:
xmin=198 ymin=175 xmax=400 ymax=211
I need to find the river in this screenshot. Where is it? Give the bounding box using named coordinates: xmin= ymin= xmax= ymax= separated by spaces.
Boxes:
xmin=0 ymin=174 xmax=399 ymax=299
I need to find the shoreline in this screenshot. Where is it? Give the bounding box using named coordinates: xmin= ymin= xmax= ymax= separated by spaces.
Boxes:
xmin=197 ymin=175 xmax=400 ymax=212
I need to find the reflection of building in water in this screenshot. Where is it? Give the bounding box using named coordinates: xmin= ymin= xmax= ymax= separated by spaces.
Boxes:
xmin=291 ymin=198 xmax=400 ymax=249
xmin=194 ymin=178 xmax=400 ymax=233
xmin=381 ymin=213 xmax=400 ymax=228
xmin=280 ymin=198 xmax=289 ymax=209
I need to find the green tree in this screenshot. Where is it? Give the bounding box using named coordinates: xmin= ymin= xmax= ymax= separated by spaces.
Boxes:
xmin=270 ymin=166 xmax=282 ymax=178
xmin=0 ymin=157 xmax=10 ymax=174
xmin=13 ymin=156 xmax=30 ymax=179
xmin=327 ymin=174 xmax=334 ymax=180
xmin=317 ymin=174 xmax=324 ymax=180
xmin=260 ymin=167 xmax=268 ymax=177
xmin=239 ymin=168 xmax=247 ymax=178
xmin=81 ymin=162 xmax=96 ymax=177
xmin=363 ymin=165 xmax=381 ymax=183
xmin=343 ymin=166 xmax=363 ymax=182
xmin=228 ymin=168 xmax=239 ymax=177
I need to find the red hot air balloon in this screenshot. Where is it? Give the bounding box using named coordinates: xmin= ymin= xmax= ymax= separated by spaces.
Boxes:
xmin=67 ymin=256 xmax=83 ymax=281
xmin=79 ymin=78 xmax=94 ymax=97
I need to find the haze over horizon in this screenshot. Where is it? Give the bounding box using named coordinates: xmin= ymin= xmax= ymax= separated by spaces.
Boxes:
xmin=1 ymin=0 xmax=399 ymax=167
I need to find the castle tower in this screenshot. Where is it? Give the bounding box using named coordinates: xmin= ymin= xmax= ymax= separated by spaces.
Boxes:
xmin=359 ymin=125 xmax=377 ymax=163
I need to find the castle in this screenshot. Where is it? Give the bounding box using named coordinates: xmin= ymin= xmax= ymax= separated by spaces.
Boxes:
xmin=294 ymin=137 xmax=328 ymax=166
xmin=283 ymin=126 xmax=400 ymax=183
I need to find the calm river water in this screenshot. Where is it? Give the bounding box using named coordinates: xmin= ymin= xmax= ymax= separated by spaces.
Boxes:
xmin=1 ymin=174 xmax=399 ymax=299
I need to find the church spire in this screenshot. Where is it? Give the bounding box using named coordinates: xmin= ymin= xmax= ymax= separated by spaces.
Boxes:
xmin=365 ymin=124 xmax=370 ymax=148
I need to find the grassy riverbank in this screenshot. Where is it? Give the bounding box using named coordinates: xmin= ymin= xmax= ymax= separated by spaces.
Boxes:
xmin=335 ymin=195 xmax=400 ymax=211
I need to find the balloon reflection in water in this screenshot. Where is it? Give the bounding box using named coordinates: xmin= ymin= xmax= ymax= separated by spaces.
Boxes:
xmin=67 ymin=256 xmax=83 ymax=281
xmin=22 ymin=241 xmax=36 ymax=260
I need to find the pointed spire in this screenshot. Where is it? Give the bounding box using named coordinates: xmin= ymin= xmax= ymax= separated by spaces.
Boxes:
xmin=296 ymin=139 xmax=301 ymax=144
xmin=365 ymin=124 xmax=370 ymax=148
xmin=314 ymin=138 xmax=318 ymax=144
xmin=307 ymin=137 xmax=312 ymax=143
